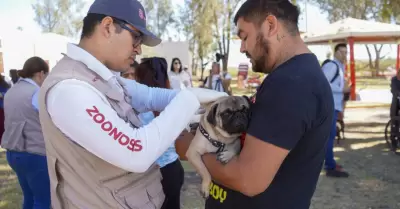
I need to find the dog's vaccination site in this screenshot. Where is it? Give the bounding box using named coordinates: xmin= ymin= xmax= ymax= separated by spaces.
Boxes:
xmin=1 ymin=0 xmax=400 ymax=209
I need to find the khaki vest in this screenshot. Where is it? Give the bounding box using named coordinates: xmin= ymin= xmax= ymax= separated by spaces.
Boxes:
xmin=1 ymin=80 xmax=45 ymax=155
xmin=38 ymin=55 xmax=164 ymax=209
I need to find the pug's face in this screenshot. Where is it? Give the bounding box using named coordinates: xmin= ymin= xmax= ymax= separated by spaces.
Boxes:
xmin=205 ymin=96 xmax=251 ymax=138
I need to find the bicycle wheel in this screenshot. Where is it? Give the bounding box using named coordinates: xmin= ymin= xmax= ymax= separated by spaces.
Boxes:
xmin=385 ymin=120 xmax=393 ymax=149
xmin=384 ymin=118 xmax=400 ymax=152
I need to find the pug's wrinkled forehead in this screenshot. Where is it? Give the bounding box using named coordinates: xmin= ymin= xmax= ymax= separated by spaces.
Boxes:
xmin=206 ymin=96 xmax=250 ymax=127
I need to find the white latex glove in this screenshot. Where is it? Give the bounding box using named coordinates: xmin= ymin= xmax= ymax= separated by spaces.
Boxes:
xmin=187 ymin=87 xmax=228 ymax=104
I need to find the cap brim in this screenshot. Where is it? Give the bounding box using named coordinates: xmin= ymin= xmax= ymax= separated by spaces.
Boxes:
xmin=131 ymin=24 xmax=162 ymax=47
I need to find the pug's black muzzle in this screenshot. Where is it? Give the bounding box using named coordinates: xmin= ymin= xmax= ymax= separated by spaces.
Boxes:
xmin=222 ymin=109 xmax=249 ymax=134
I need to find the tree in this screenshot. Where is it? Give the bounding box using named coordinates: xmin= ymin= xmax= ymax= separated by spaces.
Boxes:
xmin=32 ymin=0 xmax=85 ymax=37
xmin=175 ymin=0 xmax=197 ymax=74
xmin=190 ymin=0 xmax=215 ymax=80
xmin=140 ymin=0 xmax=175 ymax=39
xmin=212 ymin=0 xmax=242 ymax=73
xmin=311 ymin=0 xmax=398 ymax=76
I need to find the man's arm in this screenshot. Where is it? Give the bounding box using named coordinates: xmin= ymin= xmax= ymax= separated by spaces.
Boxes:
xmin=203 ymin=78 xmax=308 ymax=196
xmin=202 ymin=134 xmax=289 ymax=196
xmin=121 ymin=78 xmax=178 ymax=113
xmin=46 ymin=79 xmax=200 ymax=173
xmin=121 ymin=77 xmax=228 ymax=111
xmin=322 ymin=62 xmax=343 ymax=93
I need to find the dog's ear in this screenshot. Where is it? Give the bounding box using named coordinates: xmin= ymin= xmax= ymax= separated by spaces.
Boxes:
xmin=242 ymin=95 xmax=251 ymax=105
xmin=206 ymin=104 xmax=218 ymax=126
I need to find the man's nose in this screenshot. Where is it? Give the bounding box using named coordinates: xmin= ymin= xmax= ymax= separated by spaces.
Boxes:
xmin=134 ymin=45 xmax=142 ymax=55
xmin=240 ymin=41 xmax=246 ymax=53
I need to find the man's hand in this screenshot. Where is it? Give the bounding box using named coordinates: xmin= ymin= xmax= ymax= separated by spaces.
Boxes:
xmin=175 ymin=131 xmax=195 ymax=161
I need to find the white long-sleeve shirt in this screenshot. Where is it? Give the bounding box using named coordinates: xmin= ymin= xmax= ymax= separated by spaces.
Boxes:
xmin=321 ymin=59 xmax=344 ymax=112
xmin=45 ymin=44 xmax=200 ymax=173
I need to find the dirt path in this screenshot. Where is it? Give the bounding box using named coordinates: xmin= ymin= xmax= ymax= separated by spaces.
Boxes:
xmin=181 ymin=108 xmax=400 ymax=209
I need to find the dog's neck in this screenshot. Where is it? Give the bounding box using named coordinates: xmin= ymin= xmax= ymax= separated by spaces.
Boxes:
xmin=199 ymin=118 xmax=239 ymax=144
xmin=198 ymin=124 xmax=226 ymax=153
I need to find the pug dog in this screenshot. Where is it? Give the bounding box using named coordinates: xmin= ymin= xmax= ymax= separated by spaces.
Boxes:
xmin=186 ymin=96 xmax=251 ymax=198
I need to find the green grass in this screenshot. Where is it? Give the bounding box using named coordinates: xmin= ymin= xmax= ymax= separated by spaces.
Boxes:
xmin=181 ymin=161 xmax=195 ymax=172
xmin=0 ymin=149 xmax=22 ymax=209
xmin=356 ymin=77 xmax=390 ymax=90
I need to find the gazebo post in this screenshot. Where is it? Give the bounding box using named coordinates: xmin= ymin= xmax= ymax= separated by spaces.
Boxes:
xmin=348 ymin=37 xmax=356 ymax=100
xmin=397 ymin=43 xmax=400 ymax=73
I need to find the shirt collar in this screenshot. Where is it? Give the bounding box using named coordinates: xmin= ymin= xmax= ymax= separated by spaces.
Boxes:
xmin=66 ymin=43 xmax=118 ymax=81
xmin=22 ymin=78 xmax=39 ymax=88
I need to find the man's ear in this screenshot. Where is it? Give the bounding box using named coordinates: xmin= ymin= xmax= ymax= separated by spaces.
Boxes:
xmin=206 ymin=104 xmax=218 ymax=126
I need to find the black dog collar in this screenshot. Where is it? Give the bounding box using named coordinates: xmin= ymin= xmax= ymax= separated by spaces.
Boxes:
xmin=199 ymin=124 xmax=225 ymax=153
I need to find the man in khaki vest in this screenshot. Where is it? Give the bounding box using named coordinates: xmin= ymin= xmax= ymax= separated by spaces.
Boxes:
xmin=38 ymin=0 xmax=227 ymax=208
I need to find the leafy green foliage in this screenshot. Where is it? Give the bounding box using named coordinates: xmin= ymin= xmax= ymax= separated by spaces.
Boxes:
xmin=32 ymin=0 xmax=85 ymax=37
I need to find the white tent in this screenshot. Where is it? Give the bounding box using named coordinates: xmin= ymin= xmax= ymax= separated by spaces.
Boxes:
xmin=303 ymin=17 xmax=400 ymax=45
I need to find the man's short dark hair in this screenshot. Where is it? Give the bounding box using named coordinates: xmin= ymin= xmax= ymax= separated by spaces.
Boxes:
xmin=80 ymin=13 xmax=123 ymax=40
xmin=334 ymin=43 xmax=347 ymax=52
xmin=234 ymin=0 xmax=300 ymax=34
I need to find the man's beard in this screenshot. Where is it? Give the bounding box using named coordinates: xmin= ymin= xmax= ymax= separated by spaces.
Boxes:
xmin=250 ymin=33 xmax=270 ymax=73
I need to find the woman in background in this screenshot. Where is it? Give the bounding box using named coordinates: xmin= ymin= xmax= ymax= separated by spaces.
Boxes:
xmin=9 ymin=69 xmax=20 ymax=84
xmin=168 ymin=57 xmax=191 ymax=89
xmin=121 ymin=61 xmax=139 ymax=80
xmin=0 ymin=75 xmax=10 ymax=143
xmin=1 ymin=56 xmax=50 ymax=209
xmin=134 ymin=57 xmax=185 ymax=209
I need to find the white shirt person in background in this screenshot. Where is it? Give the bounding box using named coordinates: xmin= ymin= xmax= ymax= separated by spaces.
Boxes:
xmin=204 ymin=62 xmax=232 ymax=94
xmin=168 ymin=57 xmax=192 ymax=90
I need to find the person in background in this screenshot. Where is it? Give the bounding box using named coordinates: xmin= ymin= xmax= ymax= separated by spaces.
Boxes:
xmin=168 ymin=57 xmax=191 ymax=89
xmin=200 ymin=69 xmax=212 ymax=88
xmin=183 ymin=65 xmax=193 ymax=87
xmin=1 ymin=56 xmax=50 ymax=209
xmin=9 ymin=69 xmax=20 ymax=84
xmin=0 ymin=74 xmax=10 ymax=144
xmin=134 ymin=57 xmax=184 ymax=209
xmin=121 ymin=60 xmax=139 ymax=80
xmin=390 ymin=69 xmax=400 ymax=150
xmin=204 ymin=62 xmax=232 ymax=95
xmin=2 ymin=72 xmax=13 ymax=86
xmin=321 ymin=43 xmax=350 ymax=178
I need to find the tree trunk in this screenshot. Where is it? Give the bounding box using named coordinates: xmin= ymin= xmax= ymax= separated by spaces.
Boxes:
xmin=191 ymin=56 xmax=197 ymax=76
xmin=365 ymin=45 xmax=374 ymax=70
xmin=222 ymin=57 xmax=228 ymax=74
xmin=200 ymin=57 xmax=205 ymax=81
xmin=373 ymin=44 xmax=383 ymax=76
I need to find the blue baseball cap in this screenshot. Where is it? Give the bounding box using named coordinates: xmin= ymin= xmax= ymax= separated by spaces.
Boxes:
xmin=88 ymin=0 xmax=161 ymax=47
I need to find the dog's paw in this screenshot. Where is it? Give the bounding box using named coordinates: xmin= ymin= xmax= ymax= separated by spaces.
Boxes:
xmin=217 ymin=149 xmax=236 ymax=164
xmin=201 ymin=180 xmax=211 ymax=199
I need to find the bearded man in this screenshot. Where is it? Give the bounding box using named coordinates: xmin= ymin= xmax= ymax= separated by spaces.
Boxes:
xmin=201 ymin=1 xmax=334 ymax=208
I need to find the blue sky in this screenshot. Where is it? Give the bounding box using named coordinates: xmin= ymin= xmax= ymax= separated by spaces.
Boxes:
xmin=0 ymin=0 xmax=398 ymax=66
